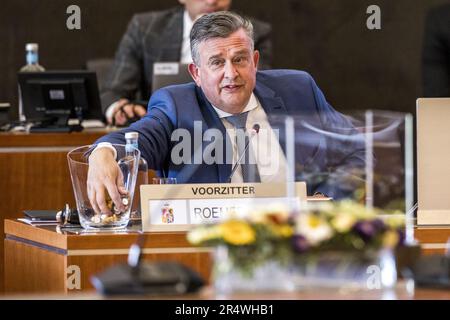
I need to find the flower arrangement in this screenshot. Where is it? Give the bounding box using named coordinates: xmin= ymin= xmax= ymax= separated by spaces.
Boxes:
xmin=187 ymin=201 xmax=405 ymax=275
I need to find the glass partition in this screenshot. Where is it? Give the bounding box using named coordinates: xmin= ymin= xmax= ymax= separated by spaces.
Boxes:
xmin=267 ymin=110 xmax=414 ymax=215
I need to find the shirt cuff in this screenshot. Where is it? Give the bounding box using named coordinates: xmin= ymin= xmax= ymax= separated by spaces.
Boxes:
xmin=91 ymin=142 xmax=117 ymax=160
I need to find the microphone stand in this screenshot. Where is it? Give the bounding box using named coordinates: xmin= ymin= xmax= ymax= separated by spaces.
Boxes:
xmin=228 ymin=124 xmax=260 ymax=182
xmin=128 ymin=231 xmax=145 ymax=276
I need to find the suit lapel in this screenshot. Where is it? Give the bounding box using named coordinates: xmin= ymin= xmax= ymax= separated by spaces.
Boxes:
xmin=254 ymin=80 xmax=289 ymax=155
xmin=254 ymin=80 xmax=287 ymax=116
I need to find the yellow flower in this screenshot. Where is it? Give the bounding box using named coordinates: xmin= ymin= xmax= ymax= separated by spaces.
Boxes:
xmin=382 ymin=230 xmax=400 ymax=248
xmin=187 ymin=225 xmax=222 ymax=245
xmin=269 ymin=224 xmax=294 ymax=238
xmin=331 ymin=212 xmax=356 ymax=233
xmin=219 ymin=220 xmax=256 ymax=245
xmin=384 ymin=214 xmax=405 ymax=228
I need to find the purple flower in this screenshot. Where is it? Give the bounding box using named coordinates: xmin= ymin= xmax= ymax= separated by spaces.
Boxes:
xmin=352 ymin=221 xmax=377 ymax=242
xmin=397 ymin=229 xmax=405 ymax=246
xmin=292 ymin=235 xmax=310 ymax=253
xmin=371 ymin=219 xmax=386 ymax=232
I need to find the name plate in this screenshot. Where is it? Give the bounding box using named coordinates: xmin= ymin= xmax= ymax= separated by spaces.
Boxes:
xmin=153 ymin=62 xmax=179 ymax=75
xmin=140 ymin=182 xmax=306 ymax=231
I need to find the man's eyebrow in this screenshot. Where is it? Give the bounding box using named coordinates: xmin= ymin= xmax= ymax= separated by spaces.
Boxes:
xmin=208 ymin=54 xmax=224 ymax=62
xmin=207 ymin=49 xmax=250 ymax=62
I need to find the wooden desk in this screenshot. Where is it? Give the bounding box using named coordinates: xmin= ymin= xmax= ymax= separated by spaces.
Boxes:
xmin=415 ymin=226 xmax=450 ymax=255
xmin=4 ymin=218 xmax=450 ymax=295
xmin=0 ymin=130 xmax=110 ymax=291
xmin=3 ymin=219 xmax=211 ymax=294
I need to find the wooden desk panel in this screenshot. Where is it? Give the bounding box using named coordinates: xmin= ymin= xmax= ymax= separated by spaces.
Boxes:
xmin=4 ymin=220 xmax=211 ymax=294
xmin=415 ymin=226 xmax=450 ymax=254
xmin=67 ymin=252 xmax=211 ymax=292
xmin=4 ymin=239 xmax=67 ymax=293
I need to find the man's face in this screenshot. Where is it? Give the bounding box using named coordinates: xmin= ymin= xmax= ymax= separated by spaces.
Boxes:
xmin=179 ymin=0 xmax=232 ymax=20
xmin=188 ymin=29 xmax=259 ymax=114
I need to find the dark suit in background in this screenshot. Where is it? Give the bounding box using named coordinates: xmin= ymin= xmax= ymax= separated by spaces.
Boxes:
xmin=101 ymin=6 xmax=273 ymax=113
xmin=422 ymin=4 xmax=450 ymax=97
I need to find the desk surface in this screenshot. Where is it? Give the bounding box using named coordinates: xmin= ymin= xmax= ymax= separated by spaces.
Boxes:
xmin=4 ymin=219 xmax=193 ymax=251
xmin=3 ymin=284 xmax=450 ymax=300
xmin=0 ymin=129 xmax=112 ymax=148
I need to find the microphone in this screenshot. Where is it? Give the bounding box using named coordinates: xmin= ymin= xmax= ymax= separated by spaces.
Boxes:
xmin=128 ymin=231 xmax=145 ymax=272
xmin=91 ymin=230 xmax=205 ymax=295
xmin=228 ymin=124 xmax=260 ymax=182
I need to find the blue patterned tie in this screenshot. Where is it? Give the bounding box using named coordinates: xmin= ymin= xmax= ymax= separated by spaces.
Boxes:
xmin=226 ymin=112 xmax=261 ymax=182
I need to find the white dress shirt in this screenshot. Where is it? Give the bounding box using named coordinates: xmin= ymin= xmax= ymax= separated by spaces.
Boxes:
xmin=180 ymin=10 xmax=194 ymax=64
xmin=212 ymin=93 xmax=288 ymax=183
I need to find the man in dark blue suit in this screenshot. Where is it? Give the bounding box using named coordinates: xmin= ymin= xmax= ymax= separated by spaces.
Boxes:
xmin=88 ymin=11 xmax=365 ymax=214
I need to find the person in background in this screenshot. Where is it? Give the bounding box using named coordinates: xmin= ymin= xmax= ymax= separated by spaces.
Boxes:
xmin=102 ymin=0 xmax=273 ymax=126
xmin=422 ymin=3 xmax=450 ymax=97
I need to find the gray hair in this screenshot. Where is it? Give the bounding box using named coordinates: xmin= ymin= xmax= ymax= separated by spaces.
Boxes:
xmin=190 ymin=11 xmax=254 ymax=65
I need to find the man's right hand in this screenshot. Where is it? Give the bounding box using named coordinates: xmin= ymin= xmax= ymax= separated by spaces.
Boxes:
xmin=87 ymin=147 xmax=128 ymax=215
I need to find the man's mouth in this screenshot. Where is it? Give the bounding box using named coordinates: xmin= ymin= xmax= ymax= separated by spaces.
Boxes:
xmin=221 ymin=84 xmax=243 ymax=92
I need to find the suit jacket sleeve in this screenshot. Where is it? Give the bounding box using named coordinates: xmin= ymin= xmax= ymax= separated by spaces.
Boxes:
xmin=307 ymin=75 xmax=366 ymax=199
xmin=95 ymin=89 xmax=177 ymax=170
xmin=100 ymin=15 xmax=144 ymax=113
